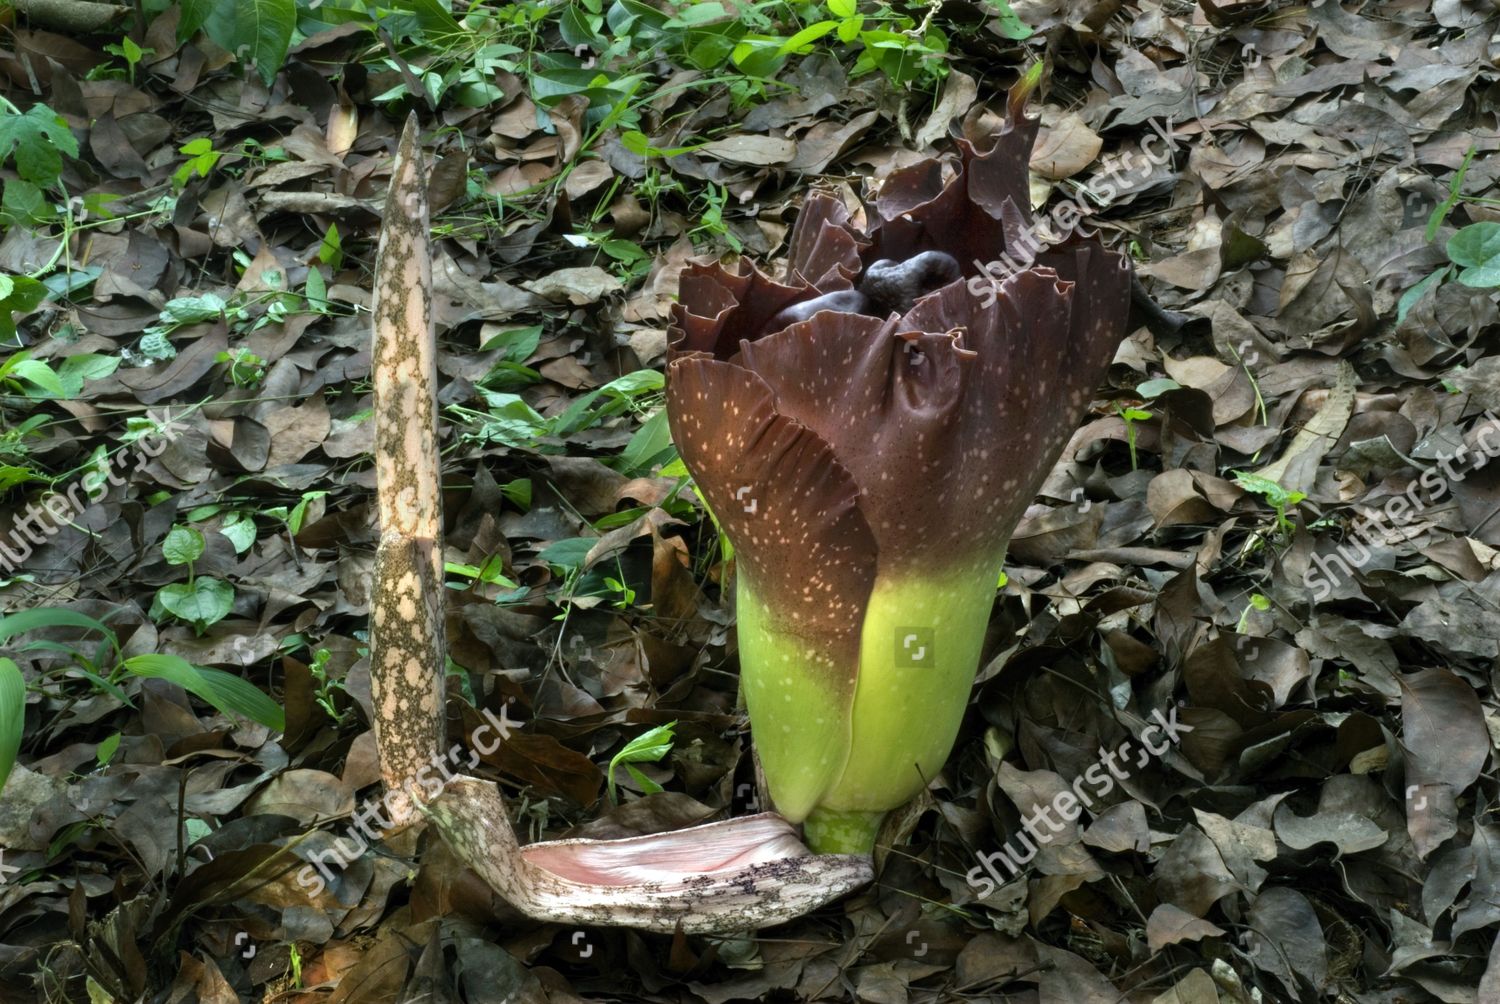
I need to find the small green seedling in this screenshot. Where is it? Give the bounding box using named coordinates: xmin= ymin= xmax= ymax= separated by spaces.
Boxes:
xmin=1233 ymin=471 xmax=1306 ymax=537
xmin=606 ymin=721 xmax=676 ymax=804
xmin=152 ymin=525 xmax=234 ymax=633
xmin=1117 ymin=406 xmax=1152 ymax=470
xmin=1236 ymin=592 xmax=1271 ymax=633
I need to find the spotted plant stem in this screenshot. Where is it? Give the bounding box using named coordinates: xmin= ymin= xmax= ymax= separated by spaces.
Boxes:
xmin=370 ymin=113 xmax=445 ymax=829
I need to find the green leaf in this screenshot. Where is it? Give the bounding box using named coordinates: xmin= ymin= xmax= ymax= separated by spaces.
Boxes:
xmin=1 ymin=180 xmax=49 ymax=228
xmin=0 ymin=658 xmax=24 ymax=794
xmin=157 ymin=577 xmax=234 ymax=630
xmin=776 ymin=19 xmax=839 ymax=55
xmin=96 ymin=732 xmax=120 ymax=766
xmin=397 ymin=0 xmax=464 ymax=37
xmin=607 ymin=721 xmax=675 ymax=803
xmin=1136 ymin=378 xmax=1181 ymax=399
xmin=666 ymin=1 xmax=729 ymax=26
xmin=158 ymin=293 xmax=227 ymax=326
xmin=219 ymin=513 xmax=257 ymax=554
xmin=0 ymin=607 xmax=118 ymax=653
xmin=1447 ymin=222 xmax=1500 ymax=287
xmin=162 ymin=525 xmax=205 ymax=565
xmin=8 ymin=359 xmax=64 ymax=397
xmin=986 ymin=0 xmax=1034 ymax=40
xmin=501 ymin=478 xmax=532 ymax=509
xmin=619 ymin=407 xmax=673 ymax=474
xmin=828 ymin=0 xmax=857 ymax=17
xmin=479 ymin=324 xmax=542 ymax=365
xmin=536 ymin=537 xmax=598 ymax=571
xmin=624 ymin=762 xmax=662 ymax=794
xmin=188 ymin=0 xmax=296 ymax=85
xmin=1397 ymin=266 xmax=1450 ymax=323
xmin=122 ymin=654 xmax=283 ymax=730
xmin=317 ymin=222 xmax=343 ymax=268
xmin=56 ymin=353 xmax=121 ymax=397
xmin=1426 ymin=146 xmax=1475 ymax=242
xmin=0 ymin=104 xmax=79 ymax=188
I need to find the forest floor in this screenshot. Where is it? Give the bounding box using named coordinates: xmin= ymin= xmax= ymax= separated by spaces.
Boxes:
xmin=1 ymin=0 xmax=1498 ymax=1001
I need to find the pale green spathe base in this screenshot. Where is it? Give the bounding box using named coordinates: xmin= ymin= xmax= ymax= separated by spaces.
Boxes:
xmin=820 ymin=559 xmax=1000 ymax=814
xmin=804 ymin=806 xmax=884 ymax=855
xmin=737 ymin=557 xmax=1002 ymax=841
xmin=736 ymin=576 xmax=851 ymax=823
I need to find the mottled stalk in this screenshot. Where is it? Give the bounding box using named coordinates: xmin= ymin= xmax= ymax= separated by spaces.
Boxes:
xmin=370 ymin=113 xmax=445 ymax=828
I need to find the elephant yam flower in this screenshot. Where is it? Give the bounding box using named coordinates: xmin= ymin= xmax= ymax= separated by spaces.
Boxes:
xmin=666 ymin=81 xmax=1132 ymax=854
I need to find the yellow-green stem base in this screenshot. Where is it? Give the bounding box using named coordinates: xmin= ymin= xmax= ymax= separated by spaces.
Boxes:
xmin=803 ymin=807 xmax=884 ymax=855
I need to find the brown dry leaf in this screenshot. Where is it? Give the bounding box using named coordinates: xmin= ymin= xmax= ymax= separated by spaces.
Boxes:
xmin=698 ymin=135 xmax=796 ymax=165
xmin=1030 ymin=112 xmax=1102 ymax=180
xmin=1146 ymin=903 xmax=1227 ymax=952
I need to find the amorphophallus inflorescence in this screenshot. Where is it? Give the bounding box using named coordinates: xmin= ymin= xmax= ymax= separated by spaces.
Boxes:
xmin=666 ymin=78 xmax=1133 ymax=854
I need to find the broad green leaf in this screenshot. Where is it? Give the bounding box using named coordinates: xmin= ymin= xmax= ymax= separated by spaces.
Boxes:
xmin=987 ymin=0 xmax=1034 ymax=40
xmin=8 ymin=359 xmax=64 ymax=397
xmin=157 ymin=578 xmax=234 ymax=629
xmin=190 ymin=0 xmax=296 ymax=85
xmin=619 ymin=407 xmax=673 ymax=474
xmin=397 ymin=0 xmax=464 ymax=37
xmin=536 ymin=537 xmax=598 ymax=571
xmin=1447 ymin=223 xmax=1500 ymax=287
xmin=122 ymin=654 xmax=283 ymax=730
xmin=162 ymin=525 xmax=205 ymax=565
xmin=56 ymin=354 xmax=121 ymax=397
xmin=607 ymin=721 xmax=676 ymax=802
xmin=0 ymin=104 xmax=80 ymax=188
xmin=480 ymin=325 xmax=542 ymax=364
xmin=828 ymin=0 xmax=857 ymax=16
xmin=776 ymin=19 xmax=839 ymax=55
xmin=1136 ymin=377 xmax=1181 ymax=399
xmin=0 ymin=658 xmax=24 ymax=793
xmin=666 ymin=2 xmax=729 ymax=26
xmin=219 ymin=513 xmax=257 ymax=554
xmin=158 ymin=293 xmax=226 ymax=325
